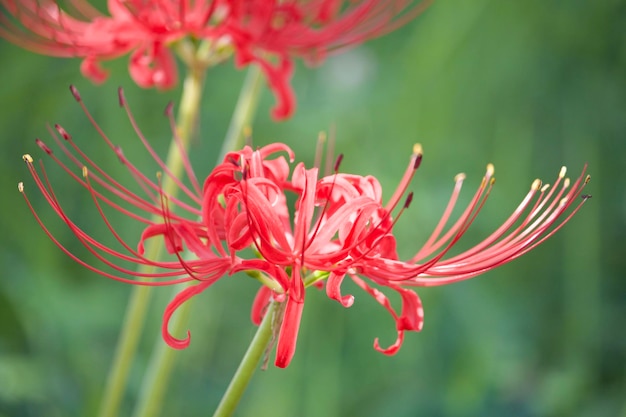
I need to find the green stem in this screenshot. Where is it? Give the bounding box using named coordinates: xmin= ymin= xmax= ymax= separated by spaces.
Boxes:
xmin=97 ymin=65 xmax=206 ymax=417
xmin=212 ymin=301 xmax=279 ymax=417
xmin=130 ymin=281 xmax=195 ymax=417
xmin=130 ymin=65 xmax=265 ymax=417
xmin=219 ymin=65 xmax=264 ymax=160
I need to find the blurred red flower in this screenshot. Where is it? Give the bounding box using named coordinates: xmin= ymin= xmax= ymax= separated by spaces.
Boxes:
xmin=1 ymin=0 xmax=432 ymax=118
xmin=19 ymin=88 xmax=590 ymax=367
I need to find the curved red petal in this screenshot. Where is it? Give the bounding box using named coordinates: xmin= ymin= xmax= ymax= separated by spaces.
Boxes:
xmin=326 ymin=271 xmax=354 ymax=307
xmin=162 ymin=280 xmax=213 ymax=350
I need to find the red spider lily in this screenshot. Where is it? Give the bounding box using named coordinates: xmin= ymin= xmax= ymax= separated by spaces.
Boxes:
xmin=19 ymin=88 xmax=590 ymax=368
xmin=205 ymin=144 xmax=591 ymax=362
xmin=0 ymin=0 xmax=432 ymax=118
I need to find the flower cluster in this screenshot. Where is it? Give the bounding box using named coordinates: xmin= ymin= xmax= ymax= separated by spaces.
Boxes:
xmin=19 ymin=88 xmax=591 ymax=367
xmin=0 ymin=0 xmax=431 ymax=118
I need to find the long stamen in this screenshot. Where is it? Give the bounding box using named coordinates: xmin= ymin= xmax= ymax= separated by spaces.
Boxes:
xmin=407 ymin=168 xmax=591 ymax=284
xmin=119 ymin=88 xmax=202 ymax=204
xmin=411 ymin=164 xmax=494 ymax=262
xmin=156 ymin=173 xmax=207 ymax=281
xmin=347 ymin=191 xmax=415 ymax=267
xmin=18 ymin=164 xmax=191 ymax=284
xmin=385 ymin=143 xmax=422 ymax=213
xmin=305 ymin=153 xmax=342 ymax=252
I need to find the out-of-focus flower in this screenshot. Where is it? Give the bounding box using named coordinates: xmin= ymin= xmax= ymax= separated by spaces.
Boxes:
xmin=0 ymin=0 xmax=432 ymax=118
xmin=19 ymin=88 xmax=590 ymax=367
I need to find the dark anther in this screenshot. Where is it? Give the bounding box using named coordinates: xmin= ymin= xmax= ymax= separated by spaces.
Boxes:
xmin=55 ymin=124 xmax=71 ymax=140
xmin=404 ymin=192 xmax=414 ymax=209
xmin=227 ymin=156 xmax=240 ymax=167
xmin=164 ymin=102 xmax=174 ymax=117
xmin=35 ymin=138 xmax=53 ymax=155
xmin=118 ymin=87 xmax=126 ymax=107
xmin=413 ymin=153 xmax=423 ymax=170
xmin=334 ymin=154 xmax=344 ymax=173
xmin=69 ymin=85 xmax=81 ymax=102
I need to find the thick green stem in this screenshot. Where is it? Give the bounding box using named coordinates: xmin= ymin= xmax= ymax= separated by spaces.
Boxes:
xmin=130 ymin=281 xmax=195 ymax=417
xmin=130 ymin=65 xmax=265 ymax=417
xmin=212 ymin=301 xmax=278 ymax=417
xmin=97 ymin=66 xmax=206 ymax=417
xmin=219 ymin=65 xmax=264 ymax=160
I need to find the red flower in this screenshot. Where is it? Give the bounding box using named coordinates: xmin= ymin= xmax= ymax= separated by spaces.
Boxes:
xmin=19 ymin=89 xmax=591 ymax=368
xmin=1 ymin=0 xmax=432 ymax=118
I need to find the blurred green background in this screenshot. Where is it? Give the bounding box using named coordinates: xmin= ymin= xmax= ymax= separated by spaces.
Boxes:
xmin=0 ymin=1 xmax=624 ymax=416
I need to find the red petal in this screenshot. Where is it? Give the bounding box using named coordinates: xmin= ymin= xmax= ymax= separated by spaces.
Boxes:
xmin=162 ymin=280 xmax=213 ymax=349
xmin=275 ymin=272 xmax=305 ymax=368
xmin=251 ymin=286 xmax=273 ymax=325
xmin=326 ymin=271 xmax=354 ymax=307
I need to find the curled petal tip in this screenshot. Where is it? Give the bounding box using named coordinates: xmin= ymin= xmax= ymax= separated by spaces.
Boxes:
xmin=373 ymin=336 xmax=402 ymax=356
xmin=165 ymin=330 xmax=192 ymax=350
xmin=339 ymin=295 xmax=355 ymax=308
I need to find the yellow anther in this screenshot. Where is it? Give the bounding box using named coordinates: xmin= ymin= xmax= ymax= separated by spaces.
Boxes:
xmin=318 ymin=131 xmax=327 ymax=143
xmin=559 ymin=166 xmax=567 ymax=178
xmin=531 ymin=179 xmax=542 ymax=190
xmin=585 ymin=175 xmax=591 ymax=184
xmin=541 ymin=183 xmax=550 ymax=192
xmin=22 ymin=154 xmax=33 ymax=163
xmin=563 ymin=178 xmax=570 ymax=188
xmin=559 ymin=197 xmax=568 ymax=206
xmin=17 ymin=182 xmax=24 ymax=193
xmin=486 ymin=163 xmax=495 ymax=177
xmin=82 ymin=166 xmax=88 ymax=178
xmin=413 ymin=143 xmax=423 ymax=156
xmin=454 ymin=173 xmax=466 ymax=182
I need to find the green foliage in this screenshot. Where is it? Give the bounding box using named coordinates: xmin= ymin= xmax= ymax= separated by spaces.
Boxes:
xmin=0 ymin=1 xmax=624 ymax=416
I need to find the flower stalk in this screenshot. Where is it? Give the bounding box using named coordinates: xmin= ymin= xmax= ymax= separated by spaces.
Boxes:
xmin=97 ymin=47 xmax=208 ymax=417
xmin=131 ymin=64 xmax=265 ymax=417
xmin=212 ymin=301 xmax=280 ymax=417
xmin=219 ymin=65 xmax=264 ymax=160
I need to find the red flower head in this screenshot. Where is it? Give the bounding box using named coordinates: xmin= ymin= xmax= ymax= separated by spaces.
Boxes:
xmin=1 ymin=0 xmax=432 ymax=118
xmin=20 ymin=89 xmax=591 ymax=368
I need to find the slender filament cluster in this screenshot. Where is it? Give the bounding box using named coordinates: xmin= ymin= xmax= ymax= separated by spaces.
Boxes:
xmin=19 ymin=87 xmax=591 ymax=367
